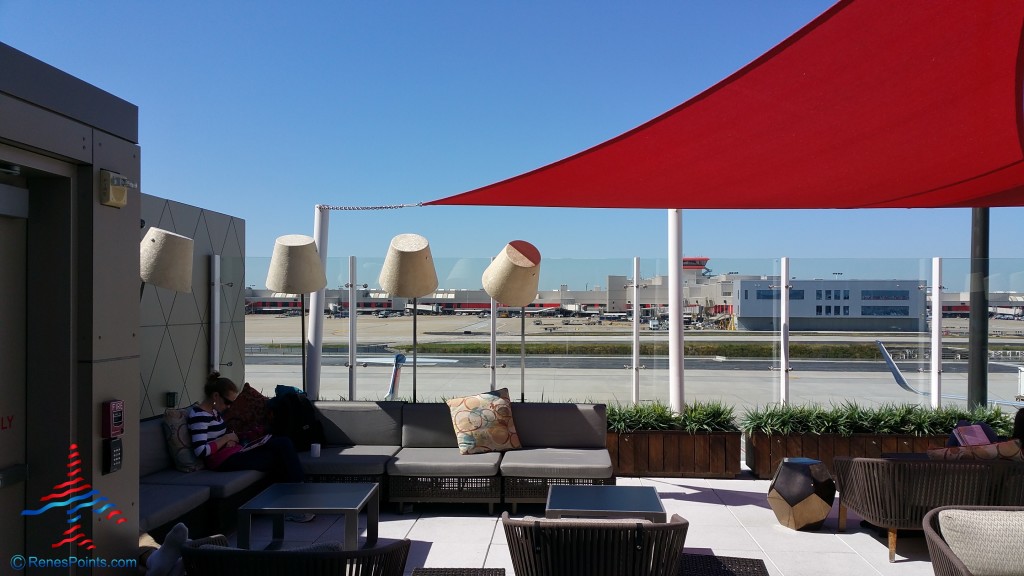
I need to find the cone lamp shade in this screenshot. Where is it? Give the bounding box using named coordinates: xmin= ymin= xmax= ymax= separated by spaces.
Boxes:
xmin=140 ymin=227 xmax=194 ymax=293
xmin=379 ymin=233 xmax=438 ymax=298
xmin=482 ymin=240 xmax=541 ymax=306
xmin=266 ymin=234 xmax=327 ymax=294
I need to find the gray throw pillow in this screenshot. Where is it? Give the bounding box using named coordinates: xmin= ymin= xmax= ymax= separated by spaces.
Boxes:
xmin=939 ymin=509 xmax=1024 ymax=576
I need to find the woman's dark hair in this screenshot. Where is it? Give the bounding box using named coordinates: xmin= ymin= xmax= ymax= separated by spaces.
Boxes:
xmin=205 ymin=371 xmax=238 ymax=399
xmin=1013 ymin=408 xmax=1024 ymax=443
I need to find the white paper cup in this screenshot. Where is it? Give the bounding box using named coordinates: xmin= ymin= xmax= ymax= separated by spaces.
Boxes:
xmin=310 ymin=443 xmax=321 ymax=458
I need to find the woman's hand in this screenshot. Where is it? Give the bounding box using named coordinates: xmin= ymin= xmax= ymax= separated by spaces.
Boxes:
xmin=218 ymin=432 xmax=239 ymax=448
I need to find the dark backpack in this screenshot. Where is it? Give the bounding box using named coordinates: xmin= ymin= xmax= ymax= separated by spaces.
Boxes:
xmin=268 ymin=387 xmax=325 ymax=452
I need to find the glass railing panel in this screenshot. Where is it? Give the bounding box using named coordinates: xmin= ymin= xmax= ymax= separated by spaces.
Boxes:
xmin=674 ymin=258 xmax=782 ymax=415
xmin=242 ymin=256 xmax=1024 ymax=414
xmin=784 ymin=258 xmax=934 ymax=409
xmin=941 ymin=257 xmax=1024 ymax=410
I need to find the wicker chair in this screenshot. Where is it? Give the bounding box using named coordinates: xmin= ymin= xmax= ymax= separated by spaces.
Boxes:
xmin=833 ymin=457 xmax=1024 ymax=563
xmin=924 ymin=506 xmax=1024 ymax=576
xmin=180 ymin=535 xmax=410 ymax=576
xmin=501 ymin=512 xmax=689 ymax=576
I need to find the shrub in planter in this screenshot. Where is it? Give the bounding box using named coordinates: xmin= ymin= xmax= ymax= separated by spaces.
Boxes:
xmin=606 ymin=401 xmax=741 ymax=478
xmin=738 ymin=402 xmax=1015 ymax=478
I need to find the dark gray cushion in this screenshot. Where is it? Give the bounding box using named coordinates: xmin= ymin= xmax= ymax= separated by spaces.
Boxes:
xmin=401 ymin=403 xmax=459 ymax=448
xmin=299 ymin=445 xmax=400 ymax=475
xmin=140 ymin=417 xmax=174 ymax=477
xmin=139 ymin=483 xmax=209 ymax=533
xmin=314 ymin=401 xmax=403 ymax=446
xmin=141 ymin=468 xmax=266 ymax=499
xmin=387 ymin=447 xmax=501 ymax=476
xmin=511 ymin=403 xmax=607 ymax=449
xmin=499 ymin=448 xmax=613 ymax=478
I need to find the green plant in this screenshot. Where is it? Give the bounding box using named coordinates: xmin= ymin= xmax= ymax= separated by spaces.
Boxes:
xmin=606 ymin=400 xmax=738 ymax=433
xmin=738 ymin=402 xmax=1014 ymax=437
xmin=679 ymin=400 xmax=739 ymax=433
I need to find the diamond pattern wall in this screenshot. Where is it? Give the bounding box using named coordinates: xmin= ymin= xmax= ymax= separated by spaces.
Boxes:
xmin=139 ymin=195 xmax=245 ymax=419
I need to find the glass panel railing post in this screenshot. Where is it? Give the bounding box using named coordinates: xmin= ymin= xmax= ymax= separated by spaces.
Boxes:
xmin=930 ymin=257 xmax=943 ymax=408
xmin=348 ymin=256 xmax=358 ymax=400
xmin=632 ymin=257 xmax=641 ymax=405
xmin=779 ymin=256 xmax=790 ymax=405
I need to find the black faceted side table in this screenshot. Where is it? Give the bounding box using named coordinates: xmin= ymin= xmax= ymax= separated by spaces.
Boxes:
xmin=767 ymin=457 xmax=836 ymax=531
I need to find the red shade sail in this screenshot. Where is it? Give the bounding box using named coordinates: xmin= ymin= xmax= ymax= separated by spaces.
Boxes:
xmin=426 ymin=0 xmax=1024 ymax=209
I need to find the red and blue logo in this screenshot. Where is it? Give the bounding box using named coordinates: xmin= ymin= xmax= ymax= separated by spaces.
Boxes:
xmin=20 ymin=444 xmax=126 ymax=550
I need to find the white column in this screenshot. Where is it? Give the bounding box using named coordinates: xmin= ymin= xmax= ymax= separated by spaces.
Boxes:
xmin=668 ymin=209 xmax=683 ymax=412
xmin=307 ymin=205 xmax=329 ymax=400
xmin=779 ymin=257 xmax=791 ymax=405
xmin=210 ymin=255 xmax=220 ymax=374
xmin=930 ymin=257 xmax=943 ymax=408
xmin=348 ymin=256 xmax=358 ymax=401
xmin=632 ymin=257 xmax=641 ymax=404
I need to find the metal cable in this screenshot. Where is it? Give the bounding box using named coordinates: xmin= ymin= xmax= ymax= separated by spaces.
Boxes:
xmin=316 ymin=203 xmax=422 ymax=211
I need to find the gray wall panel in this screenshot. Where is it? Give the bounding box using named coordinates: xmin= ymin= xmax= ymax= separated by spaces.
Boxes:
xmin=0 ymin=93 xmax=93 ymax=163
xmin=0 ymin=42 xmax=138 ymax=142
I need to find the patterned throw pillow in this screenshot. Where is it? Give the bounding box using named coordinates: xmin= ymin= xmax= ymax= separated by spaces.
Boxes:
xmin=447 ymin=388 xmax=521 ymax=455
xmin=927 ymin=439 xmax=1024 ymax=462
xmin=223 ymin=382 xmax=270 ymax=443
xmin=163 ymin=408 xmax=204 ymax=472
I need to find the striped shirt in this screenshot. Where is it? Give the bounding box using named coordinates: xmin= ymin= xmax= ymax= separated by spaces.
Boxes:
xmin=187 ymin=405 xmax=229 ymax=458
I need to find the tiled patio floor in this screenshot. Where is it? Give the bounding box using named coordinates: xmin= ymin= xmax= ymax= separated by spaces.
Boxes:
xmin=225 ymin=474 xmax=935 ymax=576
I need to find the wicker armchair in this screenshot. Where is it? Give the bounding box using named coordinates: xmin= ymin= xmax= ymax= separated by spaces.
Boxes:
xmin=833 ymin=457 xmax=1024 ymax=563
xmin=180 ymin=535 xmax=410 ymax=576
xmin=924 ymin=506 xmax=1024 ymax=576
xmin=501 ymin=512 xmax=689 ymax=576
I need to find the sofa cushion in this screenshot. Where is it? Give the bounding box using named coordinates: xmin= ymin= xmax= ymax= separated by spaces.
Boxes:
xmin=314 ymin=401 xmax=403 ymax=446
xmin=447 ymin=388 xmax=521 ymax=455
xmin=401 ymin=403 xmax=459 ymax=448
xmin=927 ymin=439 xmax=1024 ymax=462
xmin=499 ymin=448 xmax=613 ymax=479
xmin=140 ymin=417 xmax=176 ymax=477
xmin=161 ymin=408 xmax=205 ymax=473
xmin=141 ymin=468 xmax=266 ymax=499
xmin=138 ymin=483 xmax=210 ymax=533
xmin=511 ymin=403 xmax=607 ymax=449
xmin=387 ymin=447 xmax=502 ymax=476
xmin=223 ymin=382 xmax=271 ymax=443
xmin=299 ymin=444 xmax=401 ymax=476
xmin=939 ymin=508 xmax=1024 ymax=576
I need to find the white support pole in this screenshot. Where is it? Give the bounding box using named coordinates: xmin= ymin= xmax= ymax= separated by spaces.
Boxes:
xmin=307 ymin=205 xmax=329 ymax=400
xmin=779 ymin=257 xmax=791 ymax=406
xmin=668 ymin=209 xmax=684 ymax=412
xmin=930 ymin=257 xmax=943 ymax=408
xmin=210 ymin=254 xmax=221 ymax=374
xmin=632 ymin=256 xmax=641 ymax=405
xmin=348 ymin=256 xmax=358 ymax=401
xmin=489 ymin=295 xmax=498 ymax=390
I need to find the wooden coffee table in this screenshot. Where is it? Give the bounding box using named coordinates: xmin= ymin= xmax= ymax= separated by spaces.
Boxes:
xmin=545 ymin=485 xmax=667 ymax=522
xmin=237 ymin=482 xmax=379 ymax=550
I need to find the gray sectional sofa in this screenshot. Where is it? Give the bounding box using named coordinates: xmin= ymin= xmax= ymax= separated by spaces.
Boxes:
xmin=309 ymin=400 xmax=614 ymax=514
xmin=138 ymin=400 xmax=614 ymax=530
xmin=138 ymin=417 xmax=268 ymax=534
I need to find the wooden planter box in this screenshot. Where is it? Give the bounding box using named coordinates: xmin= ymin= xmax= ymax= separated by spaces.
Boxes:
xmin=743 ymin=432 xmax=949 ymax=479
xmin=607 ymin=430 xmax=742 ymax=478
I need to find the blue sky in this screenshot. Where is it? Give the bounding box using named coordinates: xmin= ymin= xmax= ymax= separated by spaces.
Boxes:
xmin=3 ymin=1 xmax=1021 ymax=266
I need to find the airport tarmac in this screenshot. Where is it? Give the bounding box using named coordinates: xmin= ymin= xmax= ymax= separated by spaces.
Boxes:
xmin=244 ymin=315 xmax=1024 ymax=410
xmin=244 ymin=313 xmax=1024 ymax=346
xmin=243 ymin=314 xmax=1024 ymax=410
